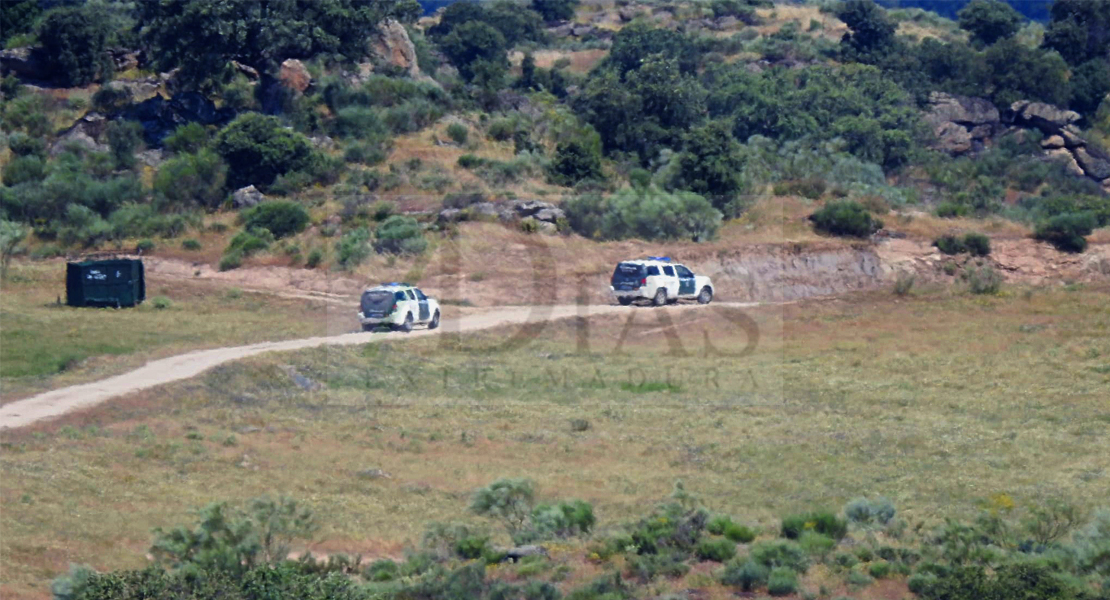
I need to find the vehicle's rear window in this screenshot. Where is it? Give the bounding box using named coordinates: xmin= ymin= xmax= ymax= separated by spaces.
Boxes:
xmin=646 ymin=266 xmax=660 ymax=276
xmin=612 ymin=263 xmax=645 ymax=284
xmin=361 ymin=290 xmax=394 ymax=313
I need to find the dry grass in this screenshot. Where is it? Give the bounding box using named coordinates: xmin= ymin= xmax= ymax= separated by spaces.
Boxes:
xmin=2 ymin=284 xmax=1108 ymax=598
xmin=0 ymin=261 xmax=338 ymax=402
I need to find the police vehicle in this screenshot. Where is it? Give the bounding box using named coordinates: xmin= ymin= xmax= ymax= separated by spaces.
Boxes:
xmin=610 ymin=257 xmax=714 ymax=306
xmin=358 ymin=283 xmax=441 ymax=332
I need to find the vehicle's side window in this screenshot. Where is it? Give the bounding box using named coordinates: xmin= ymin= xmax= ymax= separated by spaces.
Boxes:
xmin=646 ymin=266 xmax=660 ymax=276
xmin=394 ymin=291 xmax=406 ymax=301
xmin=414 ymin=289 xmax=428 ymax=300
xmin=676 ymin=265 xmax=693 ymax=278
xmin=663 ymin=266 xmax=675 ymax=277
xmin=406 ymin=290 xmax=416 ymax=300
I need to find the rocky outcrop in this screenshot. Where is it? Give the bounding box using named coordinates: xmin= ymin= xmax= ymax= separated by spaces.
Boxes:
xmin=278 ymin=59 xmax=312 ymax=94
xmin=924 ymin=92 xmax=1000 ymax=155
xmin=0 ymin=47 xmax=42 ymax=79
xmin=122 ymin=91 xmax=235 ymax=146
xmin=1010 ymin=101 xmax=1081 ymax=133
xmin=370 ymin=19 xmax=421 ymax=78
xmin=232 ymin=185 xmax=265 ymax=209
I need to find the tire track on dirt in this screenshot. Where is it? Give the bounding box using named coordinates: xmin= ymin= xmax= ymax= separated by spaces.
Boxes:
xmin=0 ymin=302 xmax=757 ymax=430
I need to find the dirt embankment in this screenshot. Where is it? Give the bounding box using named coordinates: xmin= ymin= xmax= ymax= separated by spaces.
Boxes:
xmin=144 ymin=236 xmax=1110 ymax=307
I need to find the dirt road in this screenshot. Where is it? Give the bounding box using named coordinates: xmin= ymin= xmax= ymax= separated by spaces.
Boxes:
xmin=0 ymin=302 xmax=755 ymax=430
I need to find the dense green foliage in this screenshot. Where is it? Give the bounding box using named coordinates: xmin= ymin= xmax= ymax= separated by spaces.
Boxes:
xmin=564 ymin=186 xmax=722 ymax=242
xmin=37 ymin=5 xmax=111 ymax=87
xmin=241 ymin=201 xmax=310 ymax=239
xmin=372 ymin=215 xmax=427 ymax=255
xmin=808 ymin=201 xmax=884 ymax=238
xmin=214 ymin=114 xmax=317 ymax=191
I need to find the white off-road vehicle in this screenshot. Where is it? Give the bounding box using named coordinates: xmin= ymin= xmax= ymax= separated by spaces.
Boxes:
xmin=358 ymin=283 xmax=441 ymax=332
xmin=610 ymin=257 xmax=714 ymax=306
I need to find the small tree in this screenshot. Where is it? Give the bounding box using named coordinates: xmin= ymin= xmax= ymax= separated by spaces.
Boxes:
xmin=215 ymin=113 xmax=316 ymax=190
xmin=37 ymin=5 xmax=111 ymax=86
xmin=547 ymin=140 xmax=604 ymax=186
xmin=470 ymin=478 xmax=536 ymax=535
xmin=532 ymin=0 xmax=579 ymax=22
xmin=1035 ymin=212 xmax=1096 ymax=253
xmin=809 ymin=200 xmax=883 ymax=238
xmin=242 ymin=200 xmax=310 ymax=239
xmin=373 ymin=215 xmax=427 ymax=255
xmin=0 ymin=219 xmax=28 ymax=280
xmin=958 ymin=0 xmax=1024 ymax=46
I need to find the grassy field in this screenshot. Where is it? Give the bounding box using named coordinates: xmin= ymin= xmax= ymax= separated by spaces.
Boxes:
xmin=0 ymin=261 xmax=343 ymax=402
xmin=2 ymin=283 xmax=1108 ymax=598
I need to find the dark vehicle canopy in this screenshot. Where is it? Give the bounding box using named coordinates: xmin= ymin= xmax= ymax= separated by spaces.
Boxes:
xmin=360 ymin=289 xmax=396 ymax=315
xmin=66 ymin=259 xmax=145 ymax=308
xmin=612 ymin=262 xmax=646 ymax=288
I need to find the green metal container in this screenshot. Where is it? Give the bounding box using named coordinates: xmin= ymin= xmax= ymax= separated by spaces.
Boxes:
xmin=66 ymin=258 xmax=146 ymax=308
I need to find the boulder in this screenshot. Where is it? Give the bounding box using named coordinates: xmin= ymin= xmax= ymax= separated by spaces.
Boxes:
xmin=1073 ymin=146 xmax=1110 ymax=181
xmin=513 ymin=200 xmax=556 ymax=218
xmin=502 ymin=546 xmax=549 ymax=563
xmin=278 ymin=59 xmax=312 ymax=93
xmin=1010 ymin=101 xmax=1080 ymax=134
xmin=0 ymin=47 xmax=41 ymax=79
xmin=105 ymin=78 xmax=160 ymax=100
xmin=534 ymin=207 xmax=566 ymax=223
xmin=1046 ymin=148 xmax=1085 ymax=177
xmin=108 ymin=47 xmax=141 ymax=72
xmin=471 ymin=202 xmax=499 ymax=218
xmin=437 ymin=208 xmax=464 ymax=223
xmin=932 ymin=121 xmax=973 ymax=155
xmin=522 ymin=217 xmax=557 ymax=234
xmin=925 ymin=93 xmax=1000 ymax=128
xmin=232 ymin=185 xmax=265 ymax=209
xmin=1060 ymin=126 xmax=1086 ymax=149
xmin=50 ymin=127 xmax=108 ymax=157
xmin=549 ymin=23 xmax=575 ymax=38
xmin=370 ymin=19 xmax=421 ymax=79
xmin=1041 ymin=135 xmax=1066 ymax=149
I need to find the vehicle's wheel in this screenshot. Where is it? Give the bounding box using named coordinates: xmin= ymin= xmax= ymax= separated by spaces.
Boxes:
xmin=428 ymin=310 xmax=440 ymax=330
xmin=398 ymin=313 xmax=414 ymax=333
xmin=652 ymin=288 xmax=667 ymax=306
xmin=618 ymin=297 xmax=634 ymax=306
xmin=697 ymin=286 xmax=713 ymax=305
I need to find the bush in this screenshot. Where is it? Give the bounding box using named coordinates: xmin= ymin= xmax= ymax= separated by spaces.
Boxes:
xmin=164 ymin=123 xmax=209 ymax=154
xmin=6 ymin=132 xmax=46 ymax=157
xmin=725 ymin=523 xmax=756 ymax=543
xmin=150 ymin=296 xmax=172 ymax=310
xmin=907 ymin=571 xmax=938 ymax=596
xmin=767 ymin=566 xmax=799 ymax=596
xmin=305 ymin=248 xmax=324 ymax=269
xmin=627 ymin=551 xmax=690 ymax=582
xmin=781 ymin=510 xmax=848 ymax=540
xmin=335 ymin=227 xmax=371 ymax=270
xmin=844 ymin=497 xmax=896 ymax=526
xmin=528 ymin=500 xmax=596 ymax=541
xmin=154 ymin=150 xmax=228 ymax=209
xmin=446 ymin=122 xmax=469 ymax=144
xmin=564 ymin=186 xmax=722 ymax=242
xmin=750 ymin=540 xmax=808 ymax=573
xmin=798 ymin=531 xmax=835 ymax=559
xmin=696 ymin=538 xmax=737 ymax=562
xmin=37 ymin=6 xmax=111 ymax=87
xmin=1035 ymin=212 xmax=1097 ymax=253
xmin=809 ymin=200 xmax=883 ymax=237
xmin=1 ymin=155 xmax=46 ymax=186
xmin=966 ymin=264 xmax=1002 ymax=294
xmin=773 ymin=177 xmax=827 ymax=200
xmin=241 ymin=201 xmax=310 ymax=239
xmin=935 ymin=234 xmax=967 ymax=255
xmin=136 ymin=239 xmax=155 ymax=253
xmin=720 ymin=559 xmax=769 ymax=591
xmin=868 ymin=560 xmax=892 ymax=579
xmin=547 ymin=140 xmax=604 ymax=186
xmin=215 ymin=113 xmax=317 ymax=191
xmin=457 ymin=154 xmax=485 ymax=169
xmin=182 ymin=239 xmax=201 ymax=251
xmin=894 ymin=273 xmax=915 ymax=296
xmin=373 ymin=215 xmax=427 ymax=255
xmin=707 ymin=515 xmax=732 ymax=536
xmin=963 ymin=232 xmax=991 ymax=256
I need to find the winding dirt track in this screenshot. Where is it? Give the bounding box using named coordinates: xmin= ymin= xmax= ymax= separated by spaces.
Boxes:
xmin=0 ymin=302 xmax=755 ymax=430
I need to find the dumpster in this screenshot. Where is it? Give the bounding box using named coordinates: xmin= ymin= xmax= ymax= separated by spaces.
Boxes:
xmin=66 ymin=258 xmax=145 ymax=307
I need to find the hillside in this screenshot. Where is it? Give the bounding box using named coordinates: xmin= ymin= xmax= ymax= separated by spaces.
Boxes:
xmin=2 ymin=1 xmax=1110 ymax=599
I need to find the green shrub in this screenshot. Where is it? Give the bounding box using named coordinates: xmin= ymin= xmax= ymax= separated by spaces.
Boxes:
xmin=894 ymin=272 xmax=915 ymax=296
xmin=215 ymin=113 xmax=316 ymax=190
xmin=150 ymin=296 xmax=172 ymax=310
xmin=164 ymin=123 xmax=209 ymax=154
xmin=750 ymin=540 xmax=808 ymax=573
xmin=446 ymin=122 xmax=469 ymax=144
xmin=767 ymin=566 xmax=799 ymax=596
xmin=696 ymin=538 xmax=737 ymax=562
xmin=219 ymin=251 xmax=243 ymax=271
xmin=374 ymin=215 xmax=427 ymax=255
xmin=224 ymin=228 xmax=273 ymax=263
xmin=364 ymin=559 xmax=399 ymax=582
xmin=457 ymin=154 xmax=485 ymax=169
xmin=834 ymin=552 xmax=859 ymax=569
xmin=181 ymin=239 xmax=201 ymax=251
xmin=37 ymin=5 xmax=111 ymax=87
xmin=781 ymin=510 xmax=848 ymax=540
xmin=305 ymin=248 xmax=324 ymax=269
xmin=798 ymin=531 xmax=835 ymax=558
xmin=935 ymin=234 xmax=967 ymax=255
xmin=808 ymin=200 xmax=883 ymax=237
xmin=136 ymin=239 xmax=155 ymax=253
xmin=963 ymin=232 xmax=991 ymax=256
xmin=773 ymin=177 xmax=827 ymax=199
xmin=487 ymin=118 xmax=518 ymax=141
xmin=335 ymin=227 xmax=371 ymax=270
xmin=966 ymin=264 xmax=1002 ymax=295
xmin=527 ymin=500 xmax=596 ymax=541
xmin=724 ymin=523 xmax=755 ymax=543
xmin=907 ymin=571 xmax=938 ymax=596
xmin=847 ymin=570 xmax=873 ymax=588
xmin=720 ymin=559 xmax=769 ymax=591
xmin=547 ymin=140 xmax=604 ymax=186
xmin=844 ymin=497 xmax=896 ymax=526
xmin=241 ymin=201 xmax=310 ymax=239
xmin=707 ymin=515 xmax=732 ymax=536
xmin=1035 ymin=212 xmax=1096 ymax=253
xmin=1 ymin=155 xmax=46 ymax=186
xmin=868 ymin=560 xmax=892 ymax=579
xmin=6 ymin=132 xmax=46 ymax=158
xmin=564 ymin=186 xmax=721 ymax=242
xmin=627 ymin=551 xmax=690 ymax=582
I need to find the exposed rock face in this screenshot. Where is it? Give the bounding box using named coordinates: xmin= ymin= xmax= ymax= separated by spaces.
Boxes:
xmin=50 ymin=112 xmax=109 ymax=155
xmin=370 ymin=19 xmax=421 ymax=79
xmin=1041 ymin=135 xmax=1065 ymax=149
xmin=1047 ymin=148 xmax=1085 ymax=177
xmin=502 ymin=546 xmax=549 ymax=562
xmin=1010 ymin=101 xmax=1081 ymax=133
xmin=123 ymin=92 xmax=235 ymax=146
xmin=1074 ymin=146 xmax=1110 ymax=181
xmin=104 ymin=77 xmax=160 ymax=100
xmin=0 ymin=47 xmax=41 ymax=79
xmin=108 ymin=47 xmax=141 ymax=72
xmin=232 ymin=185 xmax=265 ymax=209
xmin=924 ymin=92 xmax=1000 ymax=155
xmin=278 ymin=58 xmax=312 ymax=93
